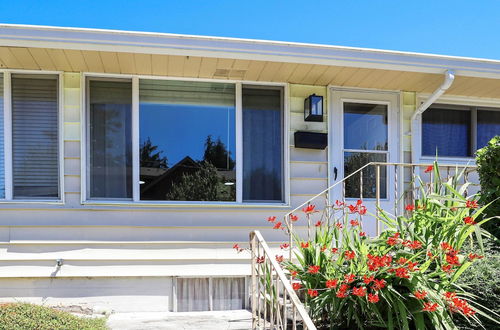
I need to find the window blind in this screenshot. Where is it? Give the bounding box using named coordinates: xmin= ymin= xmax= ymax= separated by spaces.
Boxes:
xmin=0 ymin=73 xmax=4 ymax=198
xmin=11 ymin=74 xmax=59 ymax=199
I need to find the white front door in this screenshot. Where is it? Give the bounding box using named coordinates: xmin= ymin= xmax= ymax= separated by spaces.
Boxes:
xmin=330 ymin=89 xmax=400 ymax=236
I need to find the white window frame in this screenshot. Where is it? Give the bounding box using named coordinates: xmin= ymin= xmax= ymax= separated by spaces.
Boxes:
xmin=81 ymin=73 xmax=290 ymax=207
xmin=413 ymin=94 xmax=500 ymax=165
xmin=0 ymin=69 xmax=64 ymax=204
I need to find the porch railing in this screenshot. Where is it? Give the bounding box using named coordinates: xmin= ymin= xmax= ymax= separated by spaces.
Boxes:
xmin=250 ymin=230 xmax=316 ymax=330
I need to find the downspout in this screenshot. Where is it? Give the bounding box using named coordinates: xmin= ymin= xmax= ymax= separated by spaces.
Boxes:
xmin=409 ymin=69 xmax=455 ymax=163
xmin=411 ymin=69 xmax=455 ymax=121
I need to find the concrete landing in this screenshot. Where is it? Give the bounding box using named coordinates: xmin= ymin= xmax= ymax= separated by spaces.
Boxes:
xmin=107 ymin=310 xmax=252 ymax=330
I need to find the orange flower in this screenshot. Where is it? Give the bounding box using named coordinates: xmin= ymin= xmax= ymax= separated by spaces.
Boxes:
xmin=292 ymin=282 xmax=301 ymax=291
xmin=358 ymin=205 xmax=367 ymax=215
xmin=331 ymin=248 xmax=339 ymax=254
xmin=314 ymin=221 xmax=322 ymax=227
xmin=275 ymin=255 xmax=284 ymax=263
xmin=307 ymin=265 xmax=320 ymax=274
xmin=344 ymin=274 xmax=356 ymax=283
xmin=465 ymin=200 xmax=478 ymax=209
xmin=443 ymin=291 xmax=456 ymax=300
xmin=405 ymin=204 xmax=415 ymax=211
xmin=290 ymin=270 xmax=298 ymax=277
xmin=414 ymin=290 xmax=428 ymax=300
xmin=350 ymin=219 xmax=359 ymax=226
xmin=352 ymin=286 xmax=366 ymax=297
xmin=280 ymin=243 xmax=289 ymax=249
xmin=359 ymin=231 xmax=366 ymax=237
xmin=336 ymin=284 xmax=349 ymax=298
xmin=273 ymin=221 xmax=283 ymax=230
xmin=408 ymin=240 xmax=423 ymax=249
xmin=424 ymin=165 xmax=433 ymax=173
xmin=442 ymin=264 xmax=453 ymax=273
xmin=440 ymin=242 xmax=453 ymax=251
xmin=325 ymin=279 xmax=338 ymax=289
xmin=368 ymin=293 xmax=380 ymax=303
xmin=386 ymin=232 xmax=401 ymax=246
xmin=395 ymin=267 xmax=410 ymax=279
xmin=256 ymin=256 xmax=265 ymax=264
xmin=407 ymin=261 xmax=419 ymax=272
xmin=300 ymin=242 xmax=309 ymax=248
xmin=320 ymin=245 xmax=327 ymax=252
xmin=307 ymin=289 xmax=318 ymax=297
xmin=468 ymin=253 xmax=483 ymax=261
xmin=335 ymin=200 xmax=345 ymax=207
xmin=372 ymin=279 xmax=386 ymax=290
xmin=335 ymin=222 xmax=343 ymax=229
xmin=446 ymin=254 xmax=460 ymax=266
xmin=397 ymin=257 xmax=408 ymax=265
xmin=422 ymin=302 xmax=439 ymax=312
xmin=463 ymin=216 xmax=476 ymax=225
xmin=344 ymin=250 xmax=356 ymax=260
xmin=289 ymin=214 xmax=299 ymax=222
xmin=363 ymin=275 xmax=374 ymax=284
xmin=302 ymin=204 xmax=317 ymax=214
xmin=267 ymin=216 xmax=276 ymax=222
xmin=232 ymin=244 xmax=243 ymax=253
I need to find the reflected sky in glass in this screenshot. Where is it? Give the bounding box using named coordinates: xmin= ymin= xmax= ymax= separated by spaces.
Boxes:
xmin=344 ymin=102 xmax=388 ymax=151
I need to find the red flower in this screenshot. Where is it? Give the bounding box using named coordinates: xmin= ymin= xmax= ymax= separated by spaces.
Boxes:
xmin=320 ymin=245 xmax=327 ymax=252
xmin=302 ymin=204 xmax=317 ymax=214
xmin=352 ymin=286 xmax=366 ymax=297
xmin=289 ymin=214 xmax=299 ymax=222
xmin=307 ymin=265 xmax=320 ymax=274
xmin=307 ymin=289 xmax=318 ymax=297
xmin=442 ymin=264 xmax=453 ymax=273
xmin=427 ymin=251 xmax=434 ymax=258
xmin=368 ymin=293 xmax=379 ymax=303
xmin=256 ymin=256 xmax=265 ymax=264
xmin=440 ymin=242 xmax=453 ymax=251
xmin=367 ymin=254 xmax=392 ymax=271
xmin=290 ymin=270 xmax=298 ymax=277
xmin=350 ymin=219 xmax=359 ymax=227
xmin=344 ymin=250 xmax=356 ymax=260
xmin=336 ymin=284 xmax=350 ymax=298
xmin=405 ymin=204 xmax=415 ymax=211
xmin=408 ymin=240 xmax=423 ymax=249
xmin=468 ymin=253 xmax=483 ymax=261
xmin=275 ymin=255 xmax=284 ymax=263
xmin=466 ymin=200 xmax=478 ymax=209
xmin=280 ymin=243 xmax=289 ymax=250
xmin=397 ymin=257 xmax=408 ymax=265
xmin=444 ymin=291 xmax=456 ymax=300
xmin=300 ymin=242 xmax=309 ymax=248
xmin=450 ymin=297 xmax=476 ymax=317
xmin=358 ymin=206 xmax=367 ymax=215
xmin=314 ymin=221 xmax=322 ymax=227
xmin=356 ymin=199 xmax=363 ymax=205
xmin=407 ymin=261 xmax=419 ymax=272
xmin=344 ymin=274 xmax=356 ymax=284
xmin=326 ymin=279 xmax=338 ymax=289
xmin=292 ymin=282 xmax=301 ymax=291
xmin=363 ymin=275 xmax=374 ymax=284
xmin=372 ymin=279 xmax=386 ymax=290
xmin=422 ymin=302 xmax=439 ymax=312
xmin=395 ymin=267 xmax=410 ymax=279
xmin=335 ymin=200 xmax=345 ymax=207
xmin=414 ymin=290 xmax=428 ymax=300
xmin=335 ymin=222 xmax=343 ymax=229
xmin=348 ymin=204 xmax=358 ymax=213
xmin=446 ymin=254 xmax=460 ymax=266
xmin=463 ymin=216 xmax=476 ymax=225
xmin=424 ymin=165 xmax=433 ymax=173
xmin=273 ymin=221 xmax=283 ymax=230
xmin=233 ymin=244 xmax=243 ymax=253
xmin=359 ymin=231 xmax=366 ymax=237
xmin=267 ymin=216 xmax=276 ymax=222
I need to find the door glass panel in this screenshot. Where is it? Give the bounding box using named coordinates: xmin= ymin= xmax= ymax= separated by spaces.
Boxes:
xmin=344 ymin=102 xmax=388 ymax=151
xmin=344 ymin=152 xmax=387 ymax=198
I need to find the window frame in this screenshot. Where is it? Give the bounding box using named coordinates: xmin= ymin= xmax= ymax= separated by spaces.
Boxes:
xmin=415 ymin=94 xmax=500 ymax=165
xmin=0 ymin=69 xmax=64 ymax=204
xmin=81 ymin=73 xmax=290 ymax=207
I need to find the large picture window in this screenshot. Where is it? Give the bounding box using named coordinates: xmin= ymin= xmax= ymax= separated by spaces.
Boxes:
xmin=86 ymin=77 xmax=285 ymax=204
xmin=422 ymin=105 xmax=500 ymax=158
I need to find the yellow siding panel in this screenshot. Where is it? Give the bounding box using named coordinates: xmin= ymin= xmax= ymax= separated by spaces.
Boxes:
xmin=151 ymin=54 xmax=168 ymax=76
xmin=100 ymin=52 xmax=121 ymax=73
xmin=9 ymin=48 xmax=39 ymax=69
xmin=134 ymin=54 xmax=152 ymax=75
xmin=82 ymin=51 xmax=104 ymax=72
xmin=64 ymin=123 xmax=80 ymax=141
xmin=183 ymin=56 xmax=202 ymax=77
xmin=198 ymin=57 xmax=217 ymax=78
xmin=28 ymin=48 xmax=56 ymax=71
xmin=64 ymin=50 xmax=88 ymax=72
xmin=167 ymin=55 xmax=185 ymax=77
xmin=116 ymin=53 xmax=136 ymax=74
xmin=272 ymin=62 xmax=298 ymax=82
xmin=47 ymin=49 xmax=73 ymax=71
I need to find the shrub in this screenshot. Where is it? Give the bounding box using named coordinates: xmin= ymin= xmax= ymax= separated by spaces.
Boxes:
xmin=251 ymin=163 xmax=499 ymax=329
xmin=0 ymin=303 xmax=107 ymax=330
xmin=476 ymin=135 xmax=500 ymax=240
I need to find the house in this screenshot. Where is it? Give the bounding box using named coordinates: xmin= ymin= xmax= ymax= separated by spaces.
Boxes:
xmin=0 ymin=24 xmax=499 ymax=313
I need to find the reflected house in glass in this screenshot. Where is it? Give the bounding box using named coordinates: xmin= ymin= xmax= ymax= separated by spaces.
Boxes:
xmin=0 ymin=24 xmax=499 ymax=314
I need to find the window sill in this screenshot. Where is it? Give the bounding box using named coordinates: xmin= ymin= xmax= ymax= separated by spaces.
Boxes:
xmin=81 ymin=200 xmax=291 ymax=209
xmin=419 ymin=156 xmax=476 ymax=166
xmin=0 ymin=200 xmax=64 ymax=205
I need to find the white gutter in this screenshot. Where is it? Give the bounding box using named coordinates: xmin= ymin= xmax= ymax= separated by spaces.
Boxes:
xmin=411 ymin=69 xmax=455 ymax=121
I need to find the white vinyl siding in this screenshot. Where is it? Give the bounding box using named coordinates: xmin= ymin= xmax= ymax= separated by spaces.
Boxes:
xmin=11 ymin=74 xmax=59 ymax=199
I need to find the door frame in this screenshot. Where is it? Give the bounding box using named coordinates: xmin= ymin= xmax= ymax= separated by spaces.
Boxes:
xmin=328 ymin=87 xmax=401 ymax=203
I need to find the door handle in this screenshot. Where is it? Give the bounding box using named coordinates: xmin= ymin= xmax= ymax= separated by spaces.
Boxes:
xmin=333 ymin=167 xmax=338 ymax=181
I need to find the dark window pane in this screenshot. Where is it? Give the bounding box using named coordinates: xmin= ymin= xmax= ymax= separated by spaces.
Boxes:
xmin=242 ymin=87 xmax=283 ymax=202
xmin=0 ymin=73 xmax=3 ymax=198
xmin=477 ymin=110 xmax=500 ymax=149
xmin=89 ymin=80 xmax=132 ymax=199
xmin=344 ymin=152 xmax=387 ymax=199
xmin=344 ymin=103 xmax=388 ymax=150
xmin=12 ymin=75 xmax=59 ymax=199
xmin=422 ymin=108 xmax=471 ymax=157
xmin=139 ymin=80 xmax=235 ymax=201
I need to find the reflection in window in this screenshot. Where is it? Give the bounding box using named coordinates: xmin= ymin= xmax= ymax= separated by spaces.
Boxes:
xmin=242 ymin=86 xmax=283 ymax=202
xmin=139 ymin=80 xmax=235 ymax=201
xmin=344 ymin=152 xmax=387 ymax=199
xmin=88 ymin=79 xmax=132 ymax=199
xmin=344 ymin=103 xmax=388 ymax=151
xmin=422 ymin=108 xmax=471 ymax=157
xmin=477 ymin=110 xmax=500 ymax=149
xmin=12 ymin=74 xmax=59 ymax=199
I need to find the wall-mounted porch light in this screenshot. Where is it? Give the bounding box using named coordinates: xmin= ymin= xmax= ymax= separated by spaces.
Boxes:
xmin=304 ymin=94 xmax=323 ymax=122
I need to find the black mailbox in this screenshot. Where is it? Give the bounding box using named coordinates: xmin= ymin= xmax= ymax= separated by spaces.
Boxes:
xmin=294 ymin=131 xmax=328 ymax=150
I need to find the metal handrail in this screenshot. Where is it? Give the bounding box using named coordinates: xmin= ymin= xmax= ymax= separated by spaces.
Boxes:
xmin=250 ymin=230 xmax=317 ymax=330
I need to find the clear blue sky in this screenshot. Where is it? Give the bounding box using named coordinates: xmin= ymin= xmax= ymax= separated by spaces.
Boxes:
xmin=1 ymin=1 xmax=499 ymax=60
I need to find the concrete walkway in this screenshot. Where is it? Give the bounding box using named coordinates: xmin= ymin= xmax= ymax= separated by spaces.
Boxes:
xmin=107 ymin=310 xmax=253 ymax=330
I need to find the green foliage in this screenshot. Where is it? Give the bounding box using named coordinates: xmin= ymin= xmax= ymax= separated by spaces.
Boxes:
xmin=277 ymin=163 xmax=499 ymax=329
xmin=140 ymin=137 xmax=168 ymax=169
xmin=476 ymin=135 xmax=500 ymax=240
xmin=0 ymin=303 xmax=107 ymax=330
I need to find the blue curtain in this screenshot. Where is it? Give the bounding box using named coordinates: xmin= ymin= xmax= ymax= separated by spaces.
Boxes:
xmin=242 ymin=87 xmax=283 ymax=202
xmin=422 ymin=108 xmax=471 ymax=157
xmin=477 ymin=110 xmax=500 ymax=149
